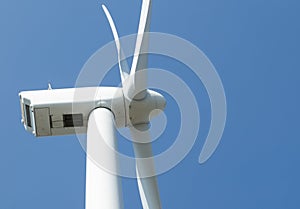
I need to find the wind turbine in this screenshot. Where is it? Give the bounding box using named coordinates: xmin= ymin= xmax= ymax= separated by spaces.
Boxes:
xmin=19 ymin=0 xmax=164 ymax=209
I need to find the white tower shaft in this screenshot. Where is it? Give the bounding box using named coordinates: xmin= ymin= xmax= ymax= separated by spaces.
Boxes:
xmin=85 ymin=108 xmax=124 ymax=209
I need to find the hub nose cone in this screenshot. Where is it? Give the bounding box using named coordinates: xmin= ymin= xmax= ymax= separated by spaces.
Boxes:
xmin=128 ymin=90 xmax=166 ymax=125
xmin=148 ymin=90 xmax=166 ymax=111
xmin=156 ymin=92 xmax=166 ymax=111
xmin=146 ymin=90 xmax=166 ymax=121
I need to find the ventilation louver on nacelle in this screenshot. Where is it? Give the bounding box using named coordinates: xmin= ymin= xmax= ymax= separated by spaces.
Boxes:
xmin=25 ymin=104 xmax=32 ymax=128
xmin=63 ymin=114 xmax=84 ymax=127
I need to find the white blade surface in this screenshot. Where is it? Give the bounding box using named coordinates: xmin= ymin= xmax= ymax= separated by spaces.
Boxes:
xmin=130 ymin=124 xmax=162 ymax=209
xmin=102 ymin=4 xmax=129 ymax=85
xmin=130 ymin=0 xmax=152 ymax=100
xmin=85 ymin=108 xmax=124 ymax=209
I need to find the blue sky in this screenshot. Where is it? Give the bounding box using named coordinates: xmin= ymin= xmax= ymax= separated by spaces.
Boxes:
xmin=1 ymin=0 xmax=300 ymax=208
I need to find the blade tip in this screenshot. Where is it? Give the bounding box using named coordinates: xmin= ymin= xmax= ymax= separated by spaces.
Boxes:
xmin=101 ymin=4 xmax=107 ymax=10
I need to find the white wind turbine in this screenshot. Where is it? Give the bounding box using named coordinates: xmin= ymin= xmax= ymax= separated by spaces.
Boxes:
xmin=19 ymin=0 xmax=164 ymax=209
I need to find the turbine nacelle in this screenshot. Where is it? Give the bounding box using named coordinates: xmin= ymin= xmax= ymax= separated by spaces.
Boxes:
xmin=19 ymin=86 xmax=165 ymax=137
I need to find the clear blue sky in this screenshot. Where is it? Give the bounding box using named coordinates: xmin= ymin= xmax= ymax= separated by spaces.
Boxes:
xmin=1 ymin=0 xmax=300 ymax=208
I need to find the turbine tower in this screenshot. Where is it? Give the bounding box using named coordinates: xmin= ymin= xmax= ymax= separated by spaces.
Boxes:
xmin=19 ymin=0 xmax=164 ymax=209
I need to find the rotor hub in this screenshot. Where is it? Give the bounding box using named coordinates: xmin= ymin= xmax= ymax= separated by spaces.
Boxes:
xmin=126 ymin=90 xmax=166 ymax=127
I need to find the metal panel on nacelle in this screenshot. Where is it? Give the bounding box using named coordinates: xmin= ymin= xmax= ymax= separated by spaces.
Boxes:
xmin=19 ymin=87 xmax=125 ymax=137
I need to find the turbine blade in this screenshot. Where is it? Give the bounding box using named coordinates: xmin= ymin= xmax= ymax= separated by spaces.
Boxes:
xmin=130 ymin=124 xmax=162 ymax=209
xmin=130 ymin=0 xmax=152 ymax=100
xmin=102 ymin=4 xmax=129 ymax=85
